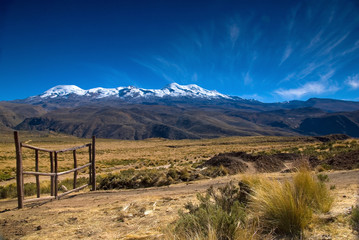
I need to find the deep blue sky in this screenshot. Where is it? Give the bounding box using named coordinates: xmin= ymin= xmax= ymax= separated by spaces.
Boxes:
xmin=1 ymin=0 xmax=359 ymax=102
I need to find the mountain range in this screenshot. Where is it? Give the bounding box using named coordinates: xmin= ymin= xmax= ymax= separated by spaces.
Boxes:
xmin=2 ymin=83 xmax=359 ymax=139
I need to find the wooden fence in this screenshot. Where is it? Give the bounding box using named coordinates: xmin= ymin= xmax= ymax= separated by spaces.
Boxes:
xmin=14 ymin=131 xmax=96 ymax=209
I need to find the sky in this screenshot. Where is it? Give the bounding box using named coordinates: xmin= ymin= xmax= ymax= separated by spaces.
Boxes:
xmin=0 ymin=0 xmax=359 ymax=102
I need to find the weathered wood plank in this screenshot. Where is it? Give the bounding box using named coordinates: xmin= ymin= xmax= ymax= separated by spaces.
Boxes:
xmin=57 ymin=163 xmax=91 ymax=176
xmin=23 ymin=171 xmax=56 ymax=176
xmin=55 ymin=144 xmax=91 ymax=153
xmin=21 ymin=143 xmax=53 ymax=152
xmin=57 ymin=184 xmax=89 ymax=199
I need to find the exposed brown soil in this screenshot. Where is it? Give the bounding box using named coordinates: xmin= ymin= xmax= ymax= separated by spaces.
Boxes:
xmin=313 ymin=134 xmax=351 ymax=142
xmin=203 ymin=152 xmax=303 ymax=174
xmin=325 ymin=150 xmax=359 ymax=170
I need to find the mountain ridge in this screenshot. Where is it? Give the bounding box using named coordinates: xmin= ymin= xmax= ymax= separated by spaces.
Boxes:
xmin=32 ymin=83 xmax=232 ymax=100
xmin=3 ymin=83 xmax=359 ymax=139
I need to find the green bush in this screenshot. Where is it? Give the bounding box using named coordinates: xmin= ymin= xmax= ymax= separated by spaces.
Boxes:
xmin=202 ymin=165 xmax=229 ymax=178
xmin=172 ymin=182 xmax=247 ymax=240
xmin=316 ymin=173 xmax=329 ymax=183
xmin=0 ymin=167 xmax=15 ymax=181
xmin=99 ymin=167 xmax=212 ymax=190
xmin=350 ymin=205 xmax=359 ymax=232
xmin=0 ymin=183 xmax=17 ymax=199
xmin=98 ymin=168 xmax=170 ymax=189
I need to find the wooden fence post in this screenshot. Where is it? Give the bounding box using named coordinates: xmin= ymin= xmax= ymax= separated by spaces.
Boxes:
xmin=35 ymin=149 xmax=40 ymax=198
xmin=92 ymin=136 xmax=96 ymax=191
xmin=88 ymin=145 xmax=92 ymax=186
xmin=50 ymin=152 xmax=54 ymax=196
xmin=54 ymin=152 xmax=58 ymax=199
xmin=73 ymin=150 xmax=77 ymax=189
xmin=14 ymin=131 xmax=24 ymax=209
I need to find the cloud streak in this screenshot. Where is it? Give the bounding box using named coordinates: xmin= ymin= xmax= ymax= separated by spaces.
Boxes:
xmin=346 ymin=74 xmax=359 ymax=89
xmin=275 ymin=81 xmax=339 ymax=100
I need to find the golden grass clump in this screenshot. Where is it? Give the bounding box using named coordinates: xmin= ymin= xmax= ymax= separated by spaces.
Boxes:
xmin=250 ymin=179 xmax=312 ymax=235
xmin=249 ymin=169 xmax=333 ymax=236
xmin=293 ymin=170 xmax=333 ymax=213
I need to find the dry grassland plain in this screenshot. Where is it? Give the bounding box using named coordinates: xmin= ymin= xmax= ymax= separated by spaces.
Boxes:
xmin=0 ymin=131 xmax=358 ymax=239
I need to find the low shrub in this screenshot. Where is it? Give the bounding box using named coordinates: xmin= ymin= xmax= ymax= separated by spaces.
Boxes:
xmin=99 ymin=168 xmax=173 ymax=189
xmin=0 ymin=167 xmax=15 ymax=181
xmin=0 ymin=183 xmax=17 ymax=199
xmin=99 ymin=167 xmax=211 ymax=190
xmin=350 ymin=205 xmax=359 ymax=232
xmin=202 ymin=165 xmax=229 ymax=178
xmin=172 ymin=182 xmax=247 ymax=240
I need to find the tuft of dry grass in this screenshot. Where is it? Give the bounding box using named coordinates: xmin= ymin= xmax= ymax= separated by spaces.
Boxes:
xmin=249 ymin=169 xmax=333 ymax=236
xmin=293 ymin=170 xmax=333 ymax=213
xmin=250 ymin=179 xmax=312 ymax=235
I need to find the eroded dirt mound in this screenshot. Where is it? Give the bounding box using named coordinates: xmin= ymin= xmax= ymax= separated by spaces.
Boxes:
xmin=324 ymin=150 xmax=359 ymax=170
xmin=314 ymin=134 xmax=350 ymax=142
xmin=202 ymin=152 xmax=248 ymax=174
xmin=203 ymin=152 xmax=302 ymax=174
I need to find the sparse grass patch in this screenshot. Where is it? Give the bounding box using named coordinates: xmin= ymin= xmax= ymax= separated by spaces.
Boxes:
xmin=350 ymin=205 xmax=359 ymax=232
xmin=317 ymin=173 xmax=329 ymax=183
xmin=0 ymin=167 xmax=15 ymax=181
xmin=98 ymin=167 xmax=209 ymax=190
xmin=201 ymin=166 xmax=229 ymax=178
xmin=0 ymin=177 xmax=90 ymax=199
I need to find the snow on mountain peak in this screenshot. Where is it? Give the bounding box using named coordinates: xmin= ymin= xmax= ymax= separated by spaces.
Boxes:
xmin=39 ymin=83 xmax=231 ymax=100
xmin=161 ymin=83 xmax=230 ymax=99
xmin=41 ymin=85 xmax=86 ymax=98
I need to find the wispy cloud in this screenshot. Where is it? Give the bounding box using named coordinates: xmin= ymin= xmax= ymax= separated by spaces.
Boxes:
xmin=319 ymin=69 xmax=335 ymax=82
xmin=134 ymin=0 xmax=359 ymax=100
xmin=243 ymin=71 xmax=252 ymax=85
xmin=275 ymin=81 xmax=339 ymax=100
xmin=346 ymin=74 xmax=359 ymax=89
xmin=135 ymin=15 xmax=261 ymax=90
xmin=279 ymin=44 xmax=293 ymax=65
xmin=228 ymin=23 xmax=240 ymax=48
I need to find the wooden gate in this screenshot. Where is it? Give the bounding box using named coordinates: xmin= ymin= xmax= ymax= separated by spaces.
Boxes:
xmin=14 ymin=131 xmax=96 ymax=209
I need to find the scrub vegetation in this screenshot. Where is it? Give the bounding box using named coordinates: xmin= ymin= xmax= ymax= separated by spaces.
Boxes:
xmin=0 ymin=131 xmax=358 ymax=239
xmin=167 ymin=169 xmax=334 ymax=239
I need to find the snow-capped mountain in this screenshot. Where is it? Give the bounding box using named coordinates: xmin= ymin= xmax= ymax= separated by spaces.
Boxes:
xmin=38 ymin=83 xmax=232 ymax=100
